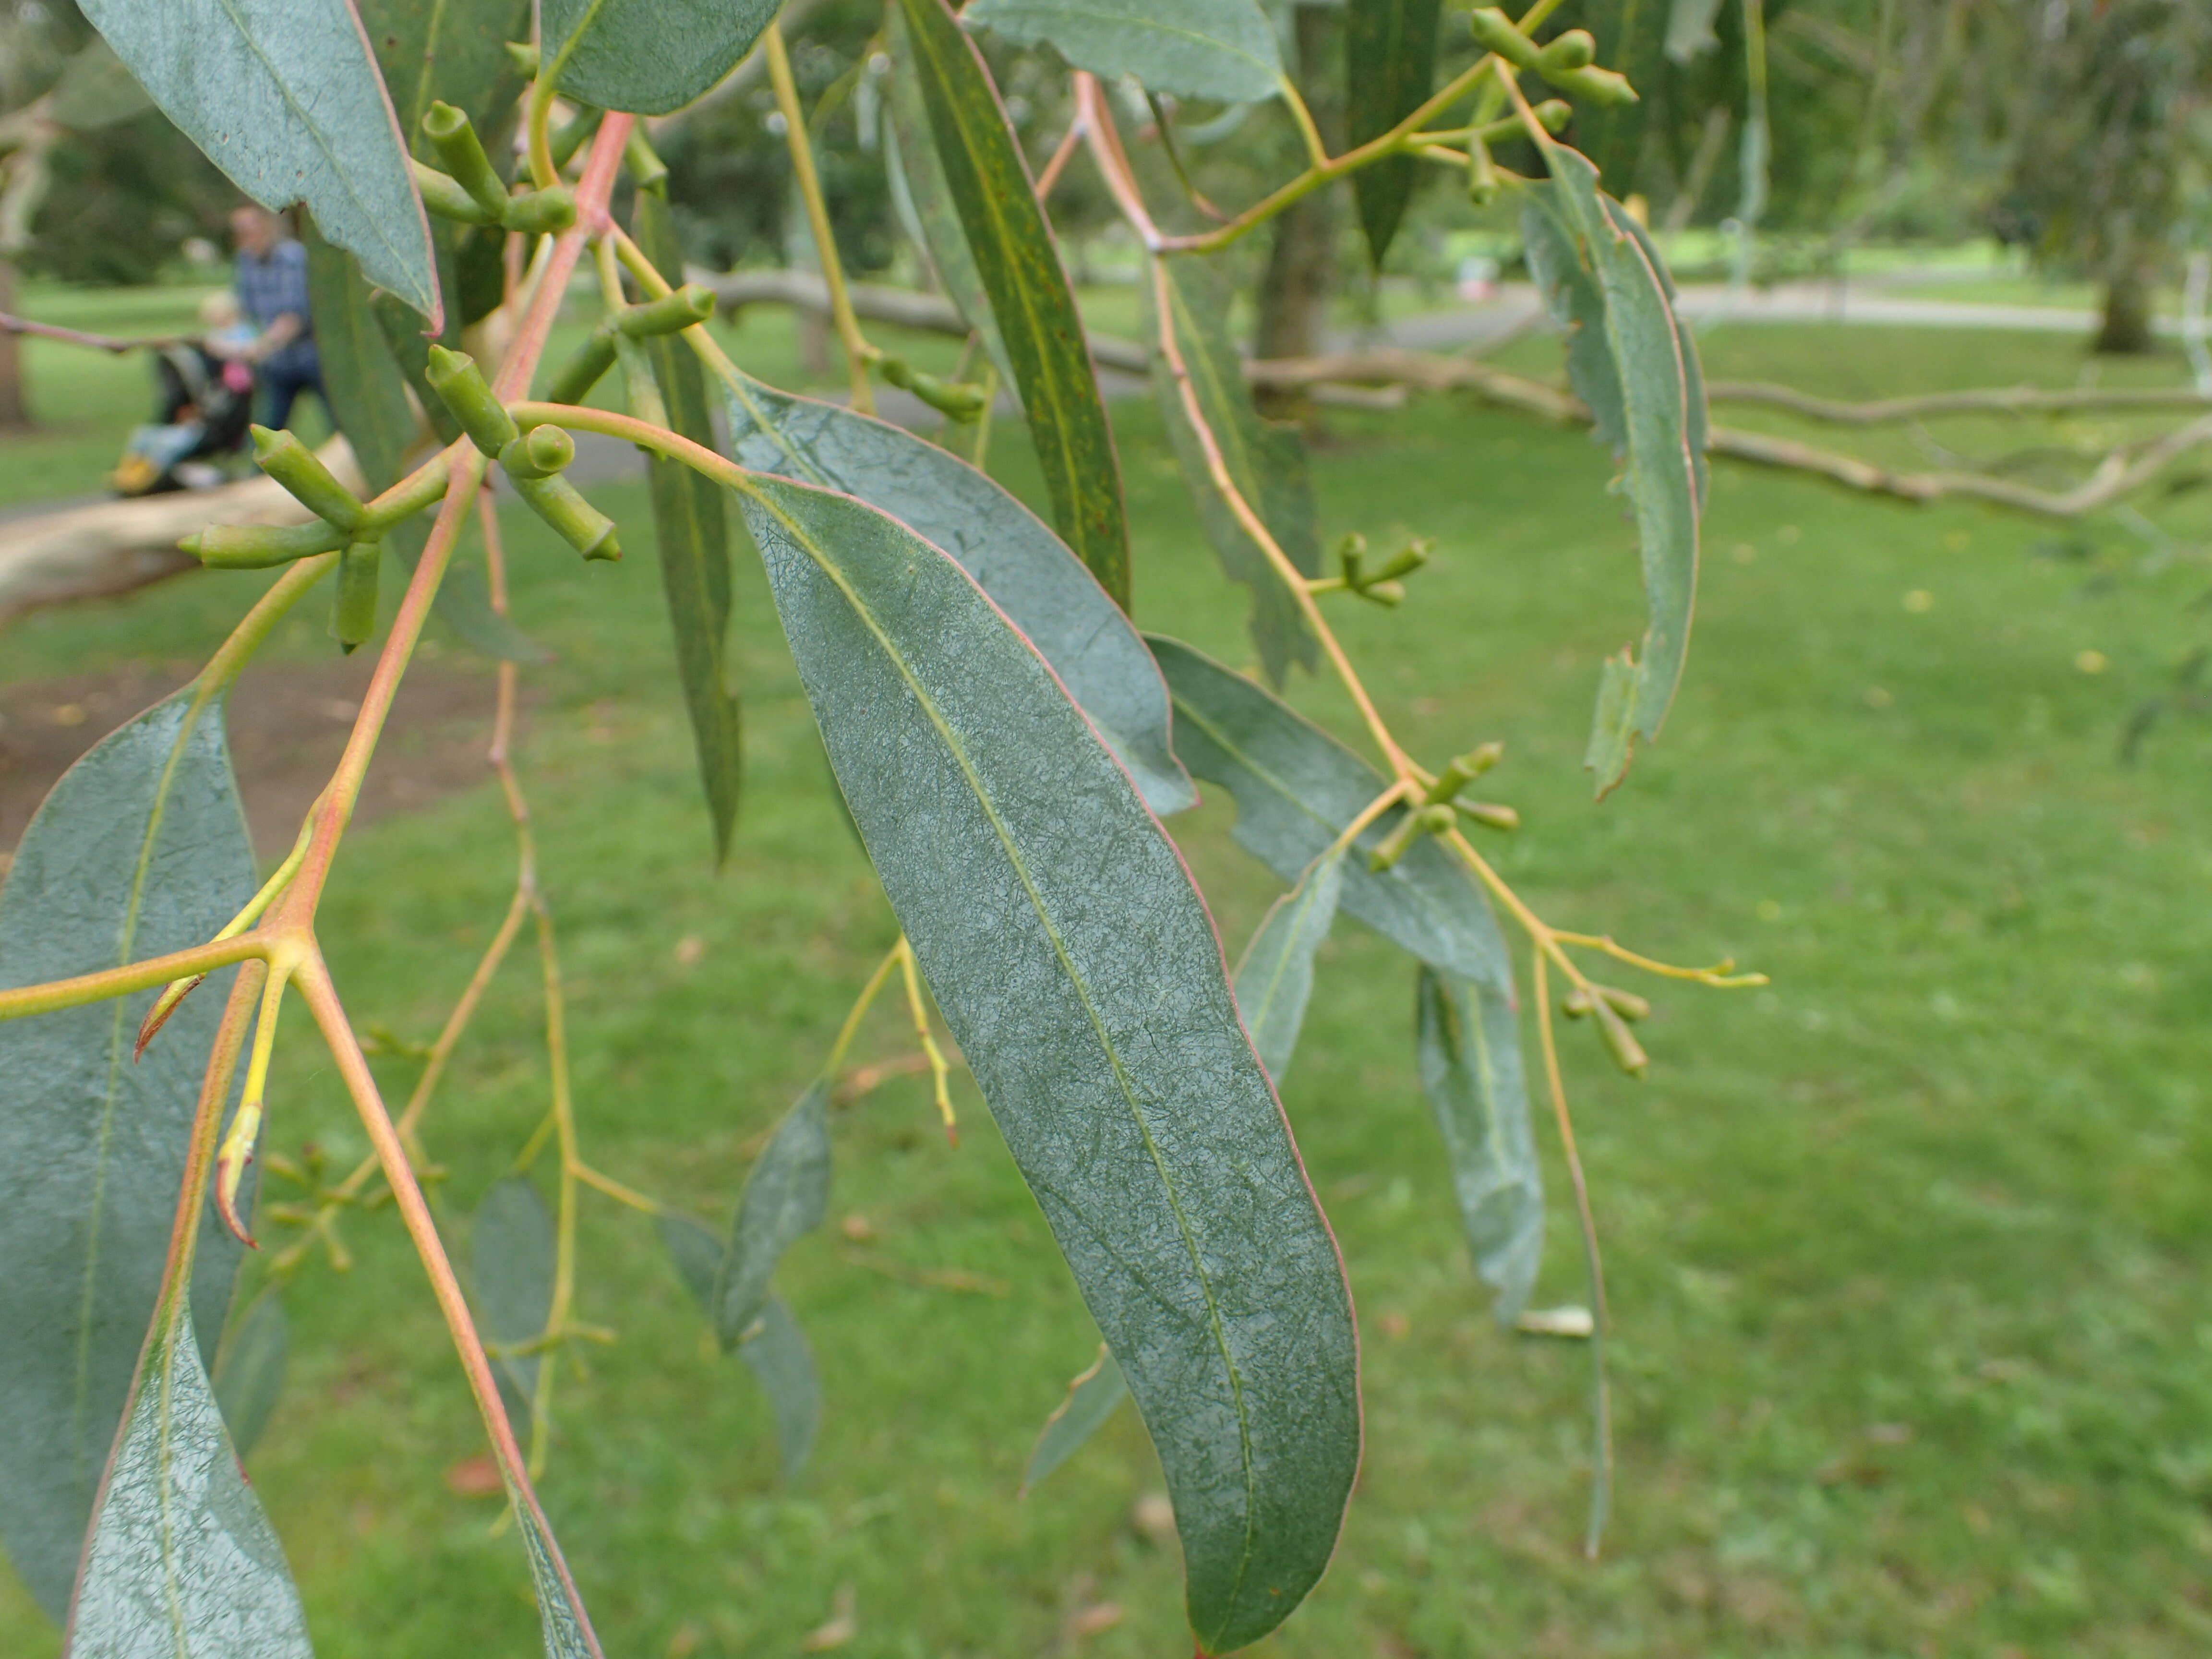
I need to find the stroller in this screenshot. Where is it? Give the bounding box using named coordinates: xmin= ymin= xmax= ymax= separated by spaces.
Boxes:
xmin=108 ymin=294 xmax=257 ymax=497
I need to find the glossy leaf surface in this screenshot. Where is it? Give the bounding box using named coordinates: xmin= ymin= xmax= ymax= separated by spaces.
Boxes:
xmin=79 ymin=0 xmax=439 ymax=322
xmin=541 ymin=0 xmax=781 ymax=116
xmin=1233 ymin=849 xmax=1344 ymax=1085
xmin=714 ymin=1082 xmax=831 ymax=1351
xmin=0 ymin=690 xmax=254 ymax=1620
xmin=1144 ymin=254 xmax=1320 ymax=687
xmin=635 ymin=190 xmax=744 ymax=861
xmin=718 ymin=367 xmax=1192 ymax=814
xmin=212 ymin=1290 xmax=289 ymax=1460
xmin=1523 ymin=146 xmax=1703 ymax=795
xmin=898 ymin=0 xmax=1131 ymax=609
xmin=661 ymin=1216 xmax=821 ymax=1480
xmin=1415 ymin=967 xmax=1542 ymax=1323
xmin=739 ymin=474 xmax=1358 ymax=1651
xmin=966 ymin=0 xmax=1284 ymax=104
xmin=1345 ymin=0 xmax=1440 ymax=265
xmin=67 ymin=1287 xmax=311 ymax=1657
xmin=1150 ymin=636 xmax=1512 ymax=993
xmin=1022 ymin=1345 xmax=1128 ymax=1494
xmin=472 ymin=1177 xmax=554 ymax=1440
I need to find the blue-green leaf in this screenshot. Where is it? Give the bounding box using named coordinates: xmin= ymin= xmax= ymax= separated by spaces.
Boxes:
xmin=1415 ymin=967 xmax=1542 ymax=1323
xmin=737 ymin=1297 xmax=820 ymax=1481
xmin=1021 ymin=1344 xmax=1128 ymax=1495
xmin=1149 ymin=635 xmax=1512 ymax=993
xmin=67 ymin=1286 xmax=312 ymax=1656
xmin=541 ymin=0 xmax=781 ymax=117
xmin=0 ymin=688 xmax=254 ymax=1621
xmin=1523 ymin=144 xmax=1704 ymax=796
xmin=966 ymin=0 xmax=1285 ymax=105
xmin=1234 ymin=849 xmax=1344 ymax=1085
xmin=212 ymin=1288 xmax=289 ymax=1460
xmin=1144 ymin=254 xmax=1321 ymax=688
xmin=362 ymin=0 xmax=531 ymax=155
xmin=1346 ymin=0 xmax=1440 ymax=266
xmin=472 ymin=1177 xmax=554 ymax=1441
xmin=714 ymin=1082 xmax=831 ymax=1351
xmin=896 ymin=0 xmax=1131 ymax=610
xmin=883 ymin=59 xmax=1013 ymax=389
xmin=737 ymin=473 xmax=1358 ymax=1651
xmin=79 ymin=0 xmax=440 ymax=322
xmin=717 ymin=366 xmax=1193 ymax=815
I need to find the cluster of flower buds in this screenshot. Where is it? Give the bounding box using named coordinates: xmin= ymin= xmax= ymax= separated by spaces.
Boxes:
xmin=426 ymin=346 xmax=620 ymax=561
xmin=1464 ymin=10 xmax=1639 ymax=108
xmin=1562 ymin=981 xmax=1651 ymax=1075
xmin=1368 ymin=740 xmax=1517 ymax=873
xmin=1325 ymin=532 xmax=1432 ymax=607
xmin=412 ymin=101 xmax=575 ymax=235
xmin=1462 ymin=99 xmax=1570 ymax=207
xmin=544 ymin=282 xmax=720 ymax=406
xmin=877 ymin=352 xmax=994 ymax=421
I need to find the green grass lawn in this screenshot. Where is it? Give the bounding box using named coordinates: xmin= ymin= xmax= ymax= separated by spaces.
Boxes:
xmin=4 ymin=309 xmax=2212 ymax=1658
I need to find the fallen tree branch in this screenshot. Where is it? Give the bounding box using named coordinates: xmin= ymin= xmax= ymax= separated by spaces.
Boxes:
xmin=0 ymin=309 xmax=186 ymax=352
xmin=1703 ymin=378 xmax=2212 ymax=424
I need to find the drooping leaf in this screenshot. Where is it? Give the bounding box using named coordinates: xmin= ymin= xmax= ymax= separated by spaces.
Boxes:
xmin=78 ymin=0 xmax=440 ymax=322
xmin=513 ymin=1492 xmax=605 ymax=1659
xmin=737 ymin=473 xmax=1358 ymax=1651
xmin=896 ymin=0 xmax=1131 ymax=610
xmin=1233 ymin=849 xmax=1344 ymax=1085
xmin=1522 ymin=145 xmax=1703 ymax=796
xmin=660 ymin=1216 xmax=822 ymax=1481
xmin=1415 ymin=967 xmax=1543 ymax=1324
xmin=737 ymin=1297 xmax=820 ymax=1481
xmin=1345 ymin=0 xmax=1440 ymax=266
xmin=212 ymin=1288 xmax=289 ymax=1459
xmin=965 ymin=0 xmax=1284 ymax=104
xmin=1143 ymin=253 xmax=1320 ymax=688
xmin=634 ymin=189 xmax=743 ymax=862
xmin=0 ymin=689 xmax=254 ymax=1621
xmin=540 ymin=0 xmax=781 ymax=117
xmin=1021 ymin=1344 xmax=1129 ymax=1495
xmin=881 ymin=36 xmax=1013 ymax=387
xmin=472 ymin=1177 xmax=554 ymax=1441
xmin=714 ymin=1082 xmax=831 ymax=1351
xmin=305 ymin=224 xmax=549 ymax=662
xmin=1149 ymin=635 xmax=1513 ymax=993
xmin=717 ymin=366 xmax=1193 ymax=815
xmin=361 ymin=0 xmax=532 ymax=153
xmin=67 ymin=1286 xmax=312 ymax=1656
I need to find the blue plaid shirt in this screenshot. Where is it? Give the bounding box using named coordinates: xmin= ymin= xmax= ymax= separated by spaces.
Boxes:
xmin=234 ymin=238 xmax=317 ymax=377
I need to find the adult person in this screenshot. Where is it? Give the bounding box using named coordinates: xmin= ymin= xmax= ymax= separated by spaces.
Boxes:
xmin=227 ymin=204 xmax=324 ymax=432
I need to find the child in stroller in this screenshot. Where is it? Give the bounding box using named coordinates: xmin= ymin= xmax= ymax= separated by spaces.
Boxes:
xmin=108 ymin=292 xmax=258 ymax=496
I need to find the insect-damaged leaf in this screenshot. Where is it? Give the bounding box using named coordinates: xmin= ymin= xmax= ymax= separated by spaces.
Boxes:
xmin=1415 ymin=967 xmax=1542 ymax=1323
xmin=540 ymin=0 xmax=781 ymax=116
xmin=661 ymin=1216 xmax=822 ymax=1480
xmin=67 ymin=1287 xmax=312 ymax=1657
xmin=212 ymin=1288 xmax=289 ymax=1460
xmin=0 ymin=689 xmax=254 ymax=1621
xmin=1346 ymin=0 xmax=1441 ymax=266
xmin=1149 ymin=635 xmax=1512 ymax=994
xmin=472 ymin=1176 xmax=554 ymax=1442
xmin=1522 ymin=143 xmax=1704 ymax=797
xmin=1022 ymin=1344 xmax=1129 ymax=1495
xmin=1234 ymin=849 xmax=1344 ymax=1085
xmin=79 ymin=0 xmax=440 ymax=323
xmin=896 ymin=0 xmax=1131 ymax=610
xmin=965 ymin=0 xmax=1285 ymax=105
xmin=737 ymin=473 xmax=1357 ymax=1652
xmin=717 ymin=365 xmax=1193 ymax=815
xmin=714 ymin=1082 xmax=831 ymax=1351
xmin=635 ymin=188 xmax=743 ymax=861
xmin=1144 ymin=253 xmax=1321 ymax=688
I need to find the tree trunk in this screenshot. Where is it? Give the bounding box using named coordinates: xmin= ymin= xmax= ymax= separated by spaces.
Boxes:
xmin=1252 ymin=5 xmax=1343 ymax=424
xmin=2095 ymin=251 xmax=2159 ymax=355
xmin=0 ymin=256 xmax=30 ymax=431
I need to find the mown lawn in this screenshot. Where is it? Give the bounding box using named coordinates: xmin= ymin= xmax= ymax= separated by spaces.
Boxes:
xmin=3 ymin=310 xmax=2211 ymax=1658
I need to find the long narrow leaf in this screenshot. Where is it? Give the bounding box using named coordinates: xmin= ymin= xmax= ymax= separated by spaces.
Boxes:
xmin=737 ymin=471 xmax=1358 ymax=1651
xmin=67 ymin=1287 xmax=311 ymax=1655
xmin=1345 ymin=0 xmax=1441 ymax=266
xmin=472 ymin=1177 xmax=555 ymax=1441
xmin=0 ymin=690 xmax=254 ymax=1620
xmin=1233 ymin=849 xmax=1345 ymax=1085
xmin=635 ymin=189 xmax=744 ymax=860
xmin=79 ymin=0 xmax=439 ymax=322
xmin=211 ymin=1288 xmax=289 ymax=1460
xmin=541 ymin=0 xmax=781 ymax=116
xmin=1144 ymin=253 xmax=1320 ymax=687
xmin=714 ymin=1082 xmax=831 ymax=1350
xmin=1149 ymin=635 xmax=1512 ymax=993
xmin=1415 ymin=967 xmax=1543 ymax=1323
xmin=717 ymin=366 xmax=1193 ymax=814
xmin=966 ymin=0 xmax=1284 ymax=104
xmin=882 ymin=53 xmax=1013 ymax=387
xmin=661 ymin=1216 xmax=822 ymax=1480
xmin=1022 ymin=1344 xmax=1129 ymax=1494
xmin=896 ymin=0 xmax=1131 ymax=609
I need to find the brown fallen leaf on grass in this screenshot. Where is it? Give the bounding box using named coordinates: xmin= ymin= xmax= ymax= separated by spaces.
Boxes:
xmin=801 ymin=1583 xmax=858 ymax=1651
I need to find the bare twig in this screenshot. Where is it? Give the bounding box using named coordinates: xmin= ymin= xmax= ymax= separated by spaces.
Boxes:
xmin=1704 ymin=379 xmax=2212 ymax=424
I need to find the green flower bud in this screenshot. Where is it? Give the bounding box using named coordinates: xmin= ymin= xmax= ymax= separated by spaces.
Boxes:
xmin=549 ymin=106 xmax=603 ymax=169
xmin=503 ymin=187 xmax=577 ymax=236
xmin=512 ymin=474 xmax=621 ymax=562
xmin=1466 ymin=8 xmax=1541 ymax=68
xmin=878 ymin=355 xmax=991 ymax=419
xmin=625 ymin=128 xmax=669 ymax=192
xmin=1597 ymin=985 xmax=1651 ymax=1022
xmin=1467 ymin=136 xmax=1500 ymax=207
xmin=499 ymin=424 xmax=576 ymax=481
xmin=330 ymin=541 xmax=381 ymax=652
xmin=410 ymin=160 xmax=499 ymax=227
xmin=182 ymin=519 xmax=348 ymax=569
xmin=503 ymin=40 xmax=539 ymax=76
xmin=544 ymin=327 xmax=621 ymax=406
xmin=1536 ymin=29 xmax=1596 ymax=72
xmin=251 ymin=425 xmax=364 ymax=531
xmin=422 ymin=101 xmax=509 ymax=219
xmin=1592 ymin=998 xmax=1649 ymax=1076
xmin=616 ymin=285 xmax=718 ymax=339
xmin=425 ymin=346 xmax=520 ymax=457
